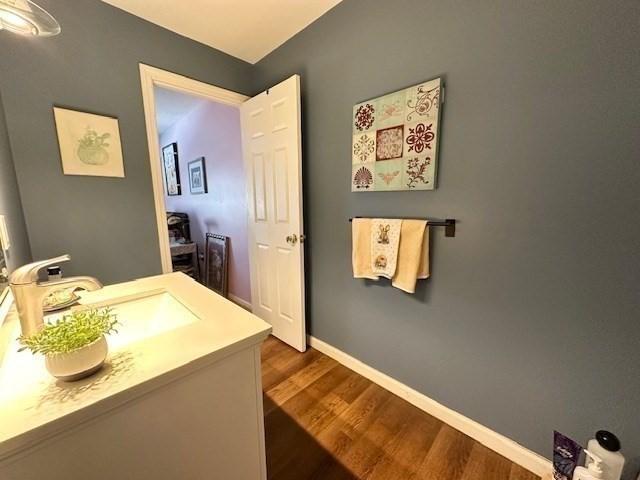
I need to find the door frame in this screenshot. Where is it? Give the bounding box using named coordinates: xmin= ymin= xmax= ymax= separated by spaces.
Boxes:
xmin=139 ymin=64 xmax=249 ymax=275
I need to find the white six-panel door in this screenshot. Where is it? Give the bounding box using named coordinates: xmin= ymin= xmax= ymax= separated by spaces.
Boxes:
xmin=240 ymin=75 xmax=306 ymax=352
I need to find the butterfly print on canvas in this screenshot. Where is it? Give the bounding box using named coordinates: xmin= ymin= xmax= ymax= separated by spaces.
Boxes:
xmin=377 ymin=170 xmax=400 ymax=185
xmin=379 ymin=100 xmax=403 ymax=121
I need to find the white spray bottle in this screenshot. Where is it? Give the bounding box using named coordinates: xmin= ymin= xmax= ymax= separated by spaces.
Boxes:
xmin=587 ymin=431 xmax=625 ymax=480
xmin=573 ymin=450 xmax=604 ymax=480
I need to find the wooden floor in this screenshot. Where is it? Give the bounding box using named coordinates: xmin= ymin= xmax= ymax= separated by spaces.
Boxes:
xmin=262 ymin=336 xmax=540 ymax=480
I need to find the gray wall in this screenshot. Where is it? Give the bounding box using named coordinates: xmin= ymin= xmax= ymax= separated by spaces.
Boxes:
xmin=0 ymin=0 xmax=254 ymax=284
xmin=255 ymin=0 xmax=640 ymax=475
xmin=0 ymin=90 xmax=31 ymax=272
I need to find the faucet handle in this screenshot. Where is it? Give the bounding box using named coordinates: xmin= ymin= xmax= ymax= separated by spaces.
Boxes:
xmin=9 ymin=254 xmax=71 ymax=285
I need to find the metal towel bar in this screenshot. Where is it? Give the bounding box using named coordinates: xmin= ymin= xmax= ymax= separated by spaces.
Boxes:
xmin=348 ymin=217 xmax=456 ymax=237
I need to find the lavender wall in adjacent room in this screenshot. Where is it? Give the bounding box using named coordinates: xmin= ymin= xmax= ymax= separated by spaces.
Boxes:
xmin=160 ymin=100 xmax=250 ymax=303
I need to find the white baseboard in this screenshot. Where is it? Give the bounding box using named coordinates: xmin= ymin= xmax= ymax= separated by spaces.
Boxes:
xmin=229 ymin=294 xmax=252 ymax=312
xmin=307 ymin=335 xmax=552 ymax=478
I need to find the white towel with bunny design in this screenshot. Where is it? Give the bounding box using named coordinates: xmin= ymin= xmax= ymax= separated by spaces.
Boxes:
xmin=370 ymin=219 xmax=402 ymax=278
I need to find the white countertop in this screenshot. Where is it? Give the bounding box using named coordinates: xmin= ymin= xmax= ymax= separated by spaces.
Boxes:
xmin=0 ymin=273 xmax=271 ymax=461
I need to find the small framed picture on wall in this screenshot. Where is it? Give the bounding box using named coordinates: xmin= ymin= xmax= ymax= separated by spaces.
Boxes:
xmin=53 ymin=106 xmax=125 ymax=177
xmin=188 ymin=157 xmax=208 ymax=194
xmin=162 ymin=143 xmax=181 ymax=196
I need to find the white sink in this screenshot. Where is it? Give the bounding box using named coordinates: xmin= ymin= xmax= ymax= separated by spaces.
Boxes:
xmin=0 ymin=289 xmax=200 ymax=397
xmin=62 ymin=289 xmax=201 ymax=349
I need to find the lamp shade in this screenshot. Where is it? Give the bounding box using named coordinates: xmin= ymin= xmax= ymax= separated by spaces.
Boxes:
xmin=0 ymin=0 xmax=60 ymax=36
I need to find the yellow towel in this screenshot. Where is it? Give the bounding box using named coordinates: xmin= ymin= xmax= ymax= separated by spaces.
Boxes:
xmin=392 ymin=220 xmax=429 ymax=293
xmin=418 ymin=221 xmax=430 ymax=279
xmin=352 ymin=218 xmax=378 ymax=280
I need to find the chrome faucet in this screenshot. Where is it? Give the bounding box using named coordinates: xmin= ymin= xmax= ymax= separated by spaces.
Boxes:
xmin=9 ymin=254 xmax=103 ymax=337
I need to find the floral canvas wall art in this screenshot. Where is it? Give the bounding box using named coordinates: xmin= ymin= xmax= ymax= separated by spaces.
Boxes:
xmin=351 ymin=77 xmax=442 ymax=192
xmin=53 ymin=107 xmax=125 ymax=177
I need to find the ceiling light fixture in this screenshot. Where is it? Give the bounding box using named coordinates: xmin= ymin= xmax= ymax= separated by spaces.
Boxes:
xmin=0 ymin=0 xmax=60 ymax=37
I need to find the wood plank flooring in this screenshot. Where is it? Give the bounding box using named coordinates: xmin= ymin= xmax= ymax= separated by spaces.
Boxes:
xmin=262 ymin=336 xmax=540 ymax=480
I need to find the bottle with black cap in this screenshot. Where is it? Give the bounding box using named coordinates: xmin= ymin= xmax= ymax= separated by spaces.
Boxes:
xmin=586 ymin=431 xmax=625 ymax=480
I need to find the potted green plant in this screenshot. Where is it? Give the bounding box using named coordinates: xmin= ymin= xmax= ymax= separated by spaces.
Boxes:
xmin=19 ymin=308 xmax=118 ymax=381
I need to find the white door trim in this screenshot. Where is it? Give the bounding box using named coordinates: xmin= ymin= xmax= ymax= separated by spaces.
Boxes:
xmin=139 ymin=64 xmax=249 ymax=273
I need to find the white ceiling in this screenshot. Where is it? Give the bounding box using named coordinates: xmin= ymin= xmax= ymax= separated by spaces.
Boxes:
xmin=101 ymin=0 xmax=342 ymax=64
xmin=154 ymin=87 xmax=207 ymax=135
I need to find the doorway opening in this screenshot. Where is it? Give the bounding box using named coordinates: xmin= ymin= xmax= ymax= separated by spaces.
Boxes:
xmin=156 ymin=83 xmax=251 ymax=307
xmin=140 ymin=65 xmax=307 ymax=352
xmin=140 ymin=65 xmax=251 ymax=309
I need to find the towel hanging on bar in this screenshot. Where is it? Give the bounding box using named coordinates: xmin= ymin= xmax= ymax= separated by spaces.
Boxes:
xmin=352 ymin=218 xmax=378 ymax=280
xmin=392 ymin=219 xmax=429 ymax=293
xmin=352 ymin=218 xmax=430 ymax=293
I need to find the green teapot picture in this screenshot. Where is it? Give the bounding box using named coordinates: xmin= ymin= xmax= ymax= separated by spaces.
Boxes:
xmin=77 ymin=127 xmax=110 ymax=165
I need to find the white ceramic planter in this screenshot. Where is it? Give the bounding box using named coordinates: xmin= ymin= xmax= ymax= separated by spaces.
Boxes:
xmin=44 ymin=335 xmax=108 ymax=381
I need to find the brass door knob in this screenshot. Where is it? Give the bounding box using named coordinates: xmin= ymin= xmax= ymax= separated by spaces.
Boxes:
xmin=286 ymin=234 xmax=298 ymax=245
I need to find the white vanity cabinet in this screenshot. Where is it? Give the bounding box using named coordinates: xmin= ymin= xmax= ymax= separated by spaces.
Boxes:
xmin=0 ymin=273 xmax=271 ymax=480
